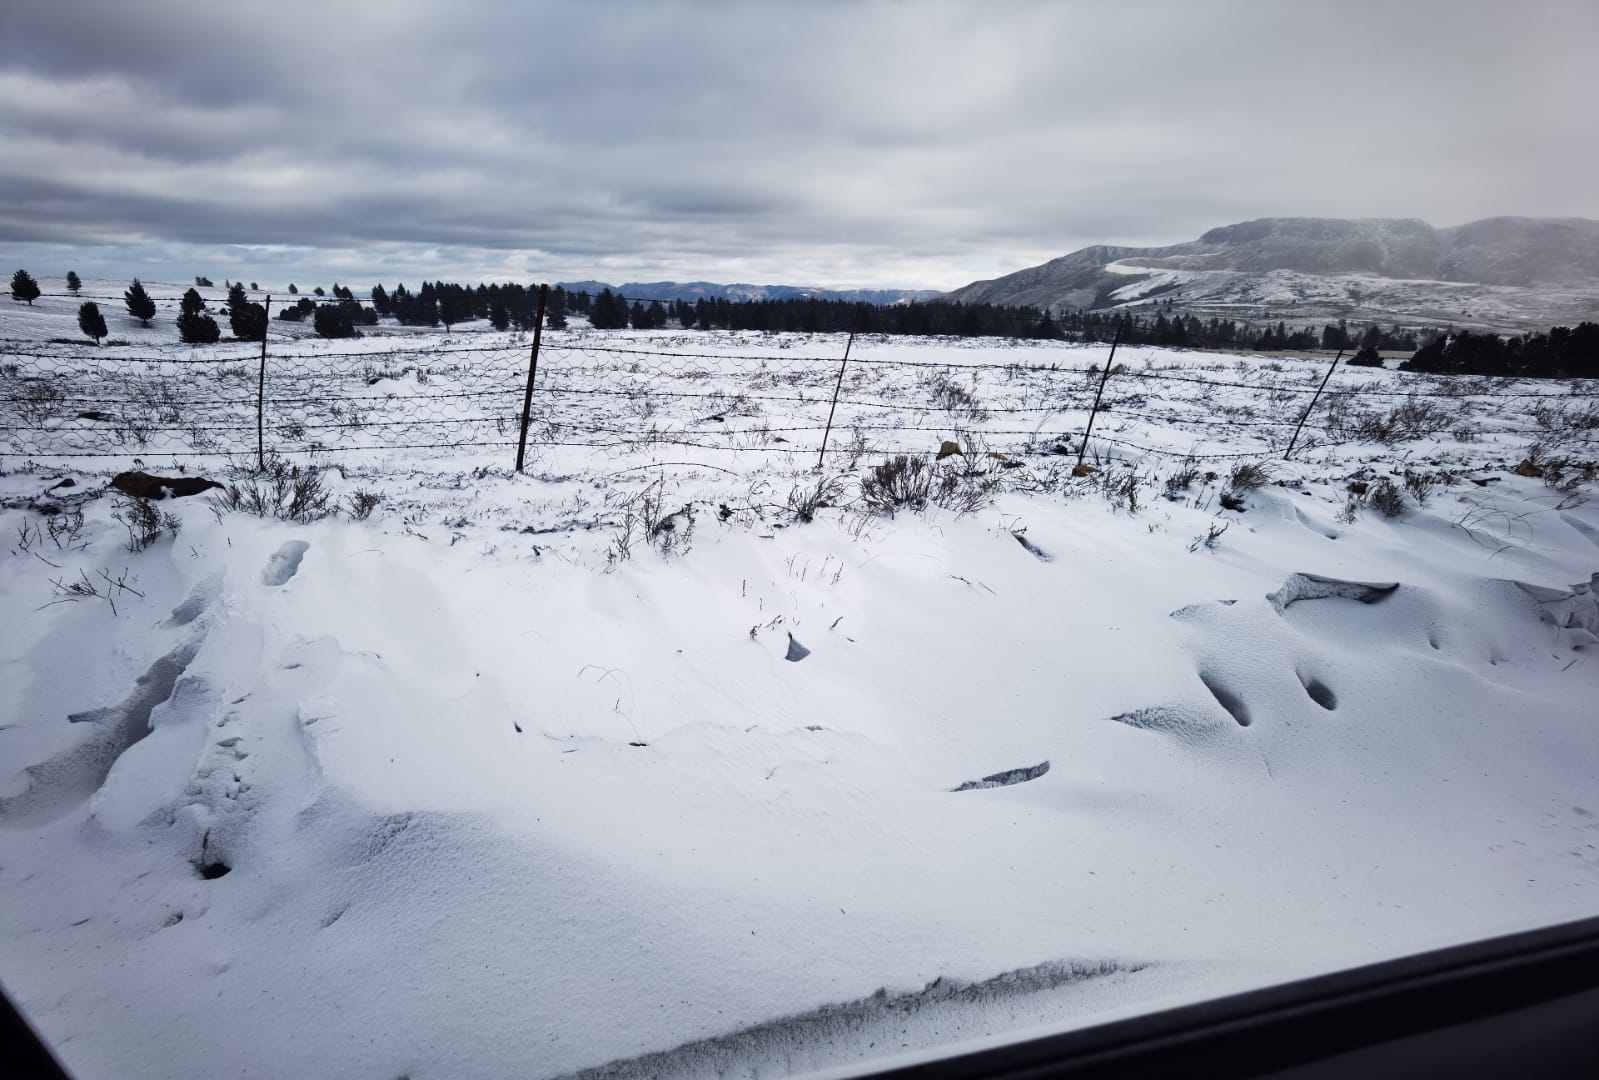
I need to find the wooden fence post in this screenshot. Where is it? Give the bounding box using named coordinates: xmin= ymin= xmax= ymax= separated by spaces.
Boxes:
xmin=515 ymin=284 xmax=550 ymax=473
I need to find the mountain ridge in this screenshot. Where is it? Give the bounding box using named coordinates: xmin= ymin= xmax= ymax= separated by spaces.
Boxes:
xmin=944 ymin=216 xmax=1599 ymax=330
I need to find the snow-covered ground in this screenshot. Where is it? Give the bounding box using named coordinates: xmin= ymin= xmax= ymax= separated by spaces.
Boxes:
xmin=2 ymin=284 xmax=1597 ymax=1079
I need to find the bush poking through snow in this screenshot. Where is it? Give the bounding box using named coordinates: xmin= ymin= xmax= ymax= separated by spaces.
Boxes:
xmin=1188 ymin=521 xmax=1229 ymax=552
xmin=1369 ymin=476 xmax=1406 ymax=518
xmin=786 ymin=475 xmax=849 ymax=523
xmin=1402 ymin=471 xmax=1434 ymax=506
xmin=1227 ymin=461 xmax=1270 ymax=492
xmin=1348 ymin=398 xmax=1455 ymax=445
xmin=112 ymin=496 xmax=178 ymax=552
xmin=1100 ymin=465 xmax=1144 ymax=514
xmin=861 ymin=455 xmax=932 ymax=514
xmin=347 ymin=489 xmax=382 ymax=521
xmin=1163 ymin=456 xmax=1201 ymax=500
xmin=210 ymin=456 xmax=333 ymax=523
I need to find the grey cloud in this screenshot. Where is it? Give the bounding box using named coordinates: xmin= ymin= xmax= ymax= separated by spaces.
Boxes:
xmin=2 ymin=0 xmax=1596 ymax=291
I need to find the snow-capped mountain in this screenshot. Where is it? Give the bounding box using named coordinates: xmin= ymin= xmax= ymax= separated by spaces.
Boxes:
xmin=944 ymin=217 xmax=1599 ymax=330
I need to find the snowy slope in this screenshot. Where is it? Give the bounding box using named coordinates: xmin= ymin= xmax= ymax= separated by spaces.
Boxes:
xmin=1 ymin=300 xmax=1597 ymax=1079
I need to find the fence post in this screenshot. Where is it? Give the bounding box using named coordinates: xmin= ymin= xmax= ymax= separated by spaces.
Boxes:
xmin=1077 ymin=321 xmax=1122 ymax=469
xmin=257 ymin=295 xmax=270 ymax=469
xmin=515 ymin=283 xmax=550 ymax=473
xmin=815 ymin=329 xmax=857 ymax=469
xmin=1284 ymin=349 xmax=1342 ymax=461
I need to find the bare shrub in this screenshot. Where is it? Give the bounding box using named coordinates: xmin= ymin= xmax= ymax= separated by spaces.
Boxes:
xmin=861 ymin=455 xmax=932 ymax=514
xmin=112 ymin=496 xmax=178 ymax=552
xmin=1227 ymin=461 xmax=1270 ymax=492
xmin=347 ymin=489 xmax=382 ymax=521
xmin=211 ymin=455 xmax=334 ymax=523
xmin=1530 ymin=400 xmax=1599 ymax=437
xmin=1402 ymin=470 xmax=1434 ymax=506
xmin=635 ymin=479 xmax=695 ymax=555
xmin=923 ymin=372 xmax=988 ymax=422
xmin=1188 ymin=521 xmax=1229 ymax=552
xmin=787 ymin=474 xmax=849 ymax=524
xmin=1350 ymin=397 xmax=1455 ymax=445
xmin=1163 ymin=455 xmax=1201 ymax=500
xmin=1369 ymin=476 xmax=1405 ymax=518
xmin=1101 ymin=465 xmax=1145 ymax=514
xmin=16 ymin=379 xmax=65 ymax=426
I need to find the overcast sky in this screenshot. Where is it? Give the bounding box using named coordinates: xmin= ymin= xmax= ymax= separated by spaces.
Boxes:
xmin=2 ymin=0 xmax=1595 ymax=292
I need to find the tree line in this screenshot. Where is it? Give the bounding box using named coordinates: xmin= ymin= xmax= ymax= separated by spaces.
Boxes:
xmin=8 ymin=268 xmax=1595 ymax=378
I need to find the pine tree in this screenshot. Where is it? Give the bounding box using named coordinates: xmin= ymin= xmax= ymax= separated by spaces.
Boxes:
xmin=489 ymin=301 xmax=509 ymax=331
xmin=65 ymin=271 xmax=82 ymax=294
xmin=178 ymin=309 xmax=221 ymax=344
xmin=181 ymin=288 xmax=205 ymax=317
xmin=10 ymin=269 xmax=40 ymax=306
xmin=313 ymin=303 xmax=357 ymax=339
xmin=230 ymin=300 xmax=267 ymax=341
xmin=124 ymin=278 xmax=157 ymax=325
xmin=78 ymin=301 xmax=107 ymax=343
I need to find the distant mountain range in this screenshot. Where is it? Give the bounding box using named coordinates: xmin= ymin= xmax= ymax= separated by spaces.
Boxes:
xmin=943 ymin=217 xmax=1599 ymax=331
xmin=556 ymin=281 xmax=941 ymax=306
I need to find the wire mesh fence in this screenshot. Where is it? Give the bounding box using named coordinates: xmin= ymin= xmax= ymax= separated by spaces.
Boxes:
xmin=1 ymin=316 xmax=1593 ymax=471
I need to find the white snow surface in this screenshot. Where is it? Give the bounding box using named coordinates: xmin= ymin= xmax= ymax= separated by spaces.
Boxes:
xmin=2 ymin=293 xmax=1598 ymax=1079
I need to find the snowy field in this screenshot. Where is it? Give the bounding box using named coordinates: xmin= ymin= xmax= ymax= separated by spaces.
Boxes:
xmin=2 ymin=280 xmax=1598 ymax=1079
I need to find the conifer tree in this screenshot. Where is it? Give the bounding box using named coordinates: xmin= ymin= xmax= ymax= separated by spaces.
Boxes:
xmin=65 ymin=270 xmax=82 ymax=294
xmin=124 ymin=278 xmax=157 ymax=325
xmin=78 ymin=301 xmax=107 ymax=343
xmin=10 ymin=269 xmax=40 ymax=306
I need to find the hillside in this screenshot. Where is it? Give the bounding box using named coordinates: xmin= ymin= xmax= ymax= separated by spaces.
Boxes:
xmin=944 ymin=217 xmax=1599 ymax=331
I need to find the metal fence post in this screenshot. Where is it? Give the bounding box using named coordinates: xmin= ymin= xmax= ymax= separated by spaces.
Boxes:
xmin=1284 ymin=349 xmax=1342 ymax=461
xmin=1077 ymin=321 xmax=1122 ymax=469
xmin=816 ymin=329 xmax=856 ymax=469
xmin=257 ymin=294 xmax=270 ymax=469
xmin=515 ymin=283 xmax=550 ymax=473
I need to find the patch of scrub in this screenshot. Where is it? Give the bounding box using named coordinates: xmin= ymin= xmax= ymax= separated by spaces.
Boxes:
xmin=261 ymin=540 xmax=310 ymax=587
xmin=953 ymin=761 xmax=1049 ymax=791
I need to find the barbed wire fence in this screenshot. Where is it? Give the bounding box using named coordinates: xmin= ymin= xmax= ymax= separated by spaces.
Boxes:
xmin=2 ymin=287 xmax=1594 ymax=479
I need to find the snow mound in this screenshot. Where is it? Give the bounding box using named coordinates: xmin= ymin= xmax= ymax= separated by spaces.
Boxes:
xmin=1266 ymin=573 xmax=1399 ymax=612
